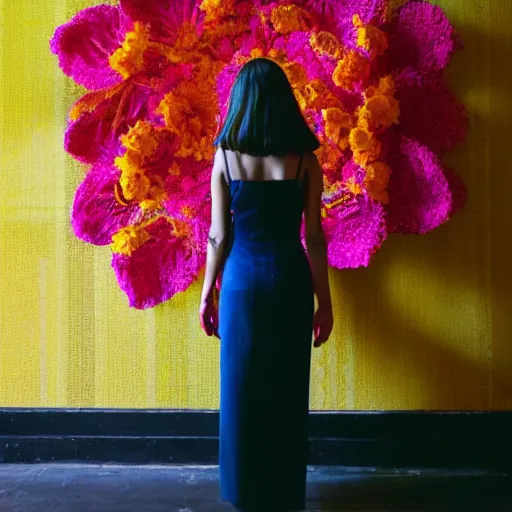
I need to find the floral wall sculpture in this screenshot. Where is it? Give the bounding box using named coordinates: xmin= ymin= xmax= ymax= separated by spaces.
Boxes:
xmin=50 ymin=0 xmax=468 ymax=309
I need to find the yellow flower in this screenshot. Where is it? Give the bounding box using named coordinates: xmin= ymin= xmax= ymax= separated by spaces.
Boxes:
xmin=357 ymin=76 xmax=400 ymax=133
xmin=310 ymin=31 xmax=343 ymax=59
xmin=359 ymin=95 xmax=400 ymax=132
xmin=157 ymin=79 xmax=217 ymax=161
xmin=353 ymin=15 xmax=388 ymax=60
xmin=111 ymin=225 xmax=152 ymax=256
xmin=364 ymin=162 xmax=391 ymax=203
xmin=270 ymin=5 xmax=311 ymax=34
xmin=350 ymin=125 xmax=381 ymax=166
xmin=199 ymin=0 xmax=234 ymax=22
xmin=119 ymin=168 xmax=151 ymax=202
xmin=139 ymin=199 xmax=161 ymax=212
xmin=332 ymin=51 xmax=369 ymax=90
xmin=120 ymin=120 xmax=160 ymax=159
xmin=109 ymin=22 xmax=149 ymax=79
xmin=349 ymin=126 xmax=375 ymax=152
xmin=322 ymin=107 xmax=353 ymax=150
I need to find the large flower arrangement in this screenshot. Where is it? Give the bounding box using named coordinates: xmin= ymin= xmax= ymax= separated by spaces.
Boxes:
xmin=50 ymin=0 xmax=467 ymax=309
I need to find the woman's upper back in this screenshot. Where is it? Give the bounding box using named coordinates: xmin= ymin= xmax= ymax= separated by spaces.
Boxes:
xmin=223 ymin=150 xmax=307 ymax=246
xmin=222 ymin=150 xmax=307 ymax=183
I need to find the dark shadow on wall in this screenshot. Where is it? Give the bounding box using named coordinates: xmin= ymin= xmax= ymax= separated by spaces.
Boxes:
xmin=323 ymin=18 xmax=512 ymax=414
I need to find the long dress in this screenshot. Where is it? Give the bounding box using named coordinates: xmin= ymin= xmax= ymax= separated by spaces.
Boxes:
xmin=218 ymin=150 xmax=314 ymax=511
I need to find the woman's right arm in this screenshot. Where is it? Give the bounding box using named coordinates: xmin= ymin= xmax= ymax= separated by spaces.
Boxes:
xmin=304 ymin=152 xmax=333 ymax=347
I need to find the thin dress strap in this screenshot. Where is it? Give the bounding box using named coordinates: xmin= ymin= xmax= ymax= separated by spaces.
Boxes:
xmin=222 ymin=148 xmax=232 ymax=185
xmin=295 ymin=154 xmax=304 ymax=180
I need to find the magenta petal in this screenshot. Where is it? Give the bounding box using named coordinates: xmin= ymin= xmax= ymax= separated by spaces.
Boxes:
xmin=389 ymin=1 xmax=458 ymax=74
xmin=65 ymin=111 xmax=120 ymax=165
xmin=65 ymin=82 xmax=152 ymax=165
xmin=296 ymin=0 xmax=386 ymax=36
xmin=386 ymin=136 xmax=458 ymax=234
xmin=395 ymin=71 xmax=468 ymax=154
xmin=120 ymin=0 xmax=199 ymax=43
xmin=50 ymin=5 xmax=127 ymax=91
xmin=72 ymin=163 xmax=140 ymax=245
xmin=111 ymin=218 xmax=206 ymax=309
xmin=323 ymin=195 xmax=387 ymax=268
xmin=298 ymin=0 xmax=385 ymax=22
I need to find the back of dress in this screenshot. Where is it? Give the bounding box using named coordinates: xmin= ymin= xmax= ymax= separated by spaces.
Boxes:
xmin=218 ymin=149 xmax=314 ymax=511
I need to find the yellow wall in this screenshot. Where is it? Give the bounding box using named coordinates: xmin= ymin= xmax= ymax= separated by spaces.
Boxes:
xmin=1 ymin=0 xmax=511 ymax=410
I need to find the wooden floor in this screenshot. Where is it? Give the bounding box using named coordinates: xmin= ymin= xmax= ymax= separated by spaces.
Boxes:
xmin=0 ymin=465 xmax=510 ymax=511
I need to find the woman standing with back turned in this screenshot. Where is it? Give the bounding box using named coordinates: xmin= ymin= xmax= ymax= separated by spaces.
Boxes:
xmin=199 ymin=58 xmax=333 ymax=512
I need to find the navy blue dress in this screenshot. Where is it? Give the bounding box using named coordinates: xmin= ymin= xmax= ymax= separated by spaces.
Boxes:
xmin=218 ymin=151 xmax=314 ymax=511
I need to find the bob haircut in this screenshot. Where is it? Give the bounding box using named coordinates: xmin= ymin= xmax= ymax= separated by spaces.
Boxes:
xmin=214 ymin=58 xmax=320 ymax=156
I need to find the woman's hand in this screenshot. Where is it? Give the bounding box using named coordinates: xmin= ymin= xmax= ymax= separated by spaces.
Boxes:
xmin=313 ymin=304 xmax=333 ymax=348
xmin=199 ymin=290 xmax=219 ymax=338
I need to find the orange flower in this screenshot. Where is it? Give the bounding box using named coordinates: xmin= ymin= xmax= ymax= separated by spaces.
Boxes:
xmin=364 ymin=162 xmax=391 ymax=203
xmin=139 ymin=199 xmax=162 ymax=212
xmin=250 ymin=48 xmax=265 ymax=60
xmin=302 ymin=79 xmax=338 ymax=110
xmin=349 ymin=125 xmax=375 ymax=152
xmin=315 ymin=144 xmax=341 ymax=170
xmin=350 ymin=125 xmax=381 ymax=166
xmin=365 ymin=75 xmax=396 ymax=99
xmin=202 ymin=18 xmax=248 ymax=44
xmin=310 ymin=31 xmax=343 ymax=59
xmin=283 ymin=61 xmax=309 ymax=88
xmin=120 ymin=120 xmax=160 ymax=160
xmin=199 ymin=0 xmax=234 ymax=23
xmin=353 ymin=146 xmax=381 ymax=167
xmin=360 ymin=95 xmax=400 ymax=132
xmin=267 ymin=48 xmax=287 ymax=63
xmin=151 ymin=22 xmax=203 ymax=64
xmin=117 ymin=164 xmax=151 ymax=202
xmin=353 ymin=15 xmax=388 ymax=60
xmin=322 ymin=107 xmax=353 ymax=150
xmin=157 ymin=79 xmax=217 ymax=161
xmin=332 ymin=51 xmax=370 ymax=90
xmin=270 ymin=5 xmax=312 ymax=34
xmin=109 ymin=22 xmax=149 ymax=79
xmin=111 ymin=224 xmax=152 ymax=256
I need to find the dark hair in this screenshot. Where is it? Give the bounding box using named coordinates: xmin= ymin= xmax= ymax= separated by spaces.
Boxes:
xmin=214 ymin=58 xmax=320 ymax=156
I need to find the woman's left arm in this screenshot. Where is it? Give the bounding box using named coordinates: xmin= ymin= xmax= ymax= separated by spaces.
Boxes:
xmin=199 ymin=148 xmax=230 ymax=336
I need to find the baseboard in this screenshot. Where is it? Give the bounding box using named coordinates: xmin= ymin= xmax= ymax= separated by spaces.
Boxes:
xmin=0 ymin=409 xmax=511 ymax=469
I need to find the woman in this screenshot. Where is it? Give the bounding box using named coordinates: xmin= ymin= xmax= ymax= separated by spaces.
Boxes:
xmin=199 ymin=58 xmax=333 ymax=511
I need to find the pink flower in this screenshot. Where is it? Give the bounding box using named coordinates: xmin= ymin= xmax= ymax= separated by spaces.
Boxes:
xmin=52 ymin=0 xmax=468 ymax=308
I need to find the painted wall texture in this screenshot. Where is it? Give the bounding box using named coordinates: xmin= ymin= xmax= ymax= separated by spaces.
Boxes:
xmin=0 ymin=0 xmax=511 ymax=409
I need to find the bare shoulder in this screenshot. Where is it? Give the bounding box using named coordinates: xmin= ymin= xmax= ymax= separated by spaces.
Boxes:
xmin=211 ymin=147 xmax=227 ymax=176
